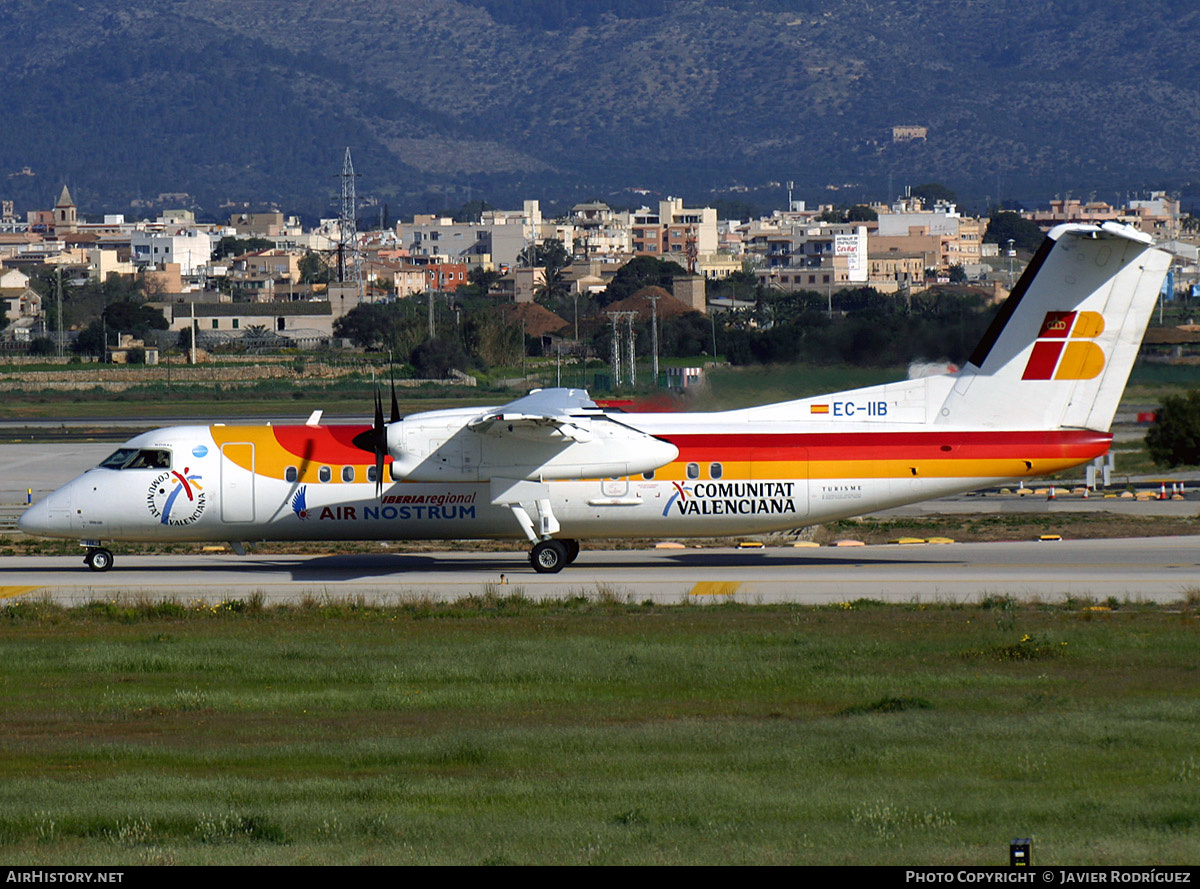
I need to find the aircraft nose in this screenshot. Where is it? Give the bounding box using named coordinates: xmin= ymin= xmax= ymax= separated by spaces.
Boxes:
xmin=17 ymin=498 xmax=51 ymax=535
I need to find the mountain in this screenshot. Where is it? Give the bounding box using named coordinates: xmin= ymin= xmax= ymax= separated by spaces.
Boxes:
xmin=2 ymin=0 xmax=1198 ymax=219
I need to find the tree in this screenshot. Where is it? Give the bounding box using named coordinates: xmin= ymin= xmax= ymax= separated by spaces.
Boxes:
xmin=1146 ymin=390 xmax=1200 ymax=467
xmin=299 ymin=251 xmax=331 ymax=284
xmin=818 ymin=204 xmax=877 ymax=224
xmin=462 ymin=313 xmax=522 ymax=367
xmin=28 ymin=336 xmax=56 ymax=356
xmin=468 ymin=266 xmax=500 ymax=292
xmin=333 ymin=302 xmax=424 ymax=354
xmin=984 ymin=212 xmax=1045 ymax=253
xmin=602 ymin=255 xmax=687 ymax=305
xmin=534 ymin=265 xmax=571 ymax=303
xmin=410 ymin=337 xmax=469 ymax=378
xmin=911 ymin=183 xmax=957 ymax=206
xmin=103 ymin=300 xmax=168 ymax=338
xmin=212 ymin=236 xmax=273 ymax=260
xmin=517 ymin=238 xmax=571 ymax=276
xmin=72 ymin=320 xmax=106 ymax=357
xmin=846 ymin=204 xmax=878 ymax=222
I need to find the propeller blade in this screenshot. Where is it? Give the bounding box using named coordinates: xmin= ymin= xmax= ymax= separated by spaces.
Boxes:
xmin=374 ymin=388 xmax=385 ymax=498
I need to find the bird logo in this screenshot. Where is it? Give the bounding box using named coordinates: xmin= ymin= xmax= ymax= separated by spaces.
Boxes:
xmin=291 ymin=485 xmax=309 ymax=519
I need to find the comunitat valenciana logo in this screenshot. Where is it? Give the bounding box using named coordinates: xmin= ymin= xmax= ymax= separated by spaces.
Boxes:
xmin=1021 ymin=311 xmax=1106 ymax=380
xmin=146 ymin=468 xmax=206 ymax=525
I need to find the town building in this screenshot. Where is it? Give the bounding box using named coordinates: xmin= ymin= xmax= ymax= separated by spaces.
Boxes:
xmin=130 ymin=229 xmax=214 ymax=276
xmin=752 ymin=224 xmax=869 ymax=293
xmin=630 ymin=198 xmax=718 ymax=264
xmin=0 ymin=268 xmax=43 ymax=342
xmin=164 ymin=300 xmax=334 ymax=347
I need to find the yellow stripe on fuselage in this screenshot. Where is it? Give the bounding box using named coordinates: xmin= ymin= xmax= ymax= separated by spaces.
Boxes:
xmin=644 ymin=457 xmax=1083 ymax=482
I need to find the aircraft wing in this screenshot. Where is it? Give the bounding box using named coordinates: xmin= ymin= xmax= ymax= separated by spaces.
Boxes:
xmin=467 ymin=388 xmax=600 ymax=442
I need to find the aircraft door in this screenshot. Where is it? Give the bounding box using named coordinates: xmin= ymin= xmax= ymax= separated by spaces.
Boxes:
xmin=750 ymin=446 xmax=809 ymax=519
xmin=601 ymin=469 xmax=629 ymax=498
xmin=220 ymin=442 xmax=256 ymax=523
xmin=459 ymin=430 xmax=481 ymax=480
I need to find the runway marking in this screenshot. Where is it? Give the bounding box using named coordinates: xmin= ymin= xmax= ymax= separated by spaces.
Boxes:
xmin=0 ymin=586 xmax=42 ymax=600
xmin=690 ymin=581 xmax=742 ymax=597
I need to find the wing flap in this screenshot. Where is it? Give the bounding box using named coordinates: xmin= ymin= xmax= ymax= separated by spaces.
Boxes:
xmin=467 ymin=388 xmax=601 ymax=442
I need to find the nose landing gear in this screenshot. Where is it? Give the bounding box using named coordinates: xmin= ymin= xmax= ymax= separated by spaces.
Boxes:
xmin=83 ymin=547 xmax=114 ymax=572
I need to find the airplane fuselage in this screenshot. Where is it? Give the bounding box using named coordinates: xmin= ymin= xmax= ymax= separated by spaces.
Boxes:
xmin=21 ymin=416 xmax=1110 ymax=545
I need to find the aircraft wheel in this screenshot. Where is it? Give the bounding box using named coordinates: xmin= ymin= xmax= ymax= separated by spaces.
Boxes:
xmin=530 ymin=539 xmax=568 ymax=574
xmin=85 ymin=548 xmax=114 ymax=572
xmin=562 ymin=539 xmax=580 ymax=564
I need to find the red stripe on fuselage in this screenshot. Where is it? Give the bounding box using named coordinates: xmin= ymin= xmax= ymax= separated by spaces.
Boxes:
xmin=271 ymin=424 xmax=382 ymax=464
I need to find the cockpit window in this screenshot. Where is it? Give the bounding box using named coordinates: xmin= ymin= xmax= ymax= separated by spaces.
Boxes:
xmin=98 ymin=448 xmax=138 ymax=469
xmin=98 ymin=448 xmax=171 ymax=470
xmin=127 ymin=449 xmax=172 ymax=470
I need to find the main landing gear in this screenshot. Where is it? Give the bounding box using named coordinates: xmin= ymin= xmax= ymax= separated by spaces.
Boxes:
xmin=84 ymin=546 xmax=114 ymax=572
xmin=529 ymin=538 xmax=580 ymax=574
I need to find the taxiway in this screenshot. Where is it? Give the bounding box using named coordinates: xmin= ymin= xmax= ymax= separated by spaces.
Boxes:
xmin=2 ymin=536 xmax=1198 ymax=605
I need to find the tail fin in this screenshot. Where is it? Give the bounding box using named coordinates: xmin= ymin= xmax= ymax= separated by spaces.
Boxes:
xmin=937 ymin=222 xmax=1170 ymax=431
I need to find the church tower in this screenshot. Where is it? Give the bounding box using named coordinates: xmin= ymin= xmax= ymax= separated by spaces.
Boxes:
xmin=53 ymin=185 xmax=77 ymax=235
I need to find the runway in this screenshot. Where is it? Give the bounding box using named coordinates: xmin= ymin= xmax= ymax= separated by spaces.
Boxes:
xmin=3 ymin=536 xmax=1199 ymax=605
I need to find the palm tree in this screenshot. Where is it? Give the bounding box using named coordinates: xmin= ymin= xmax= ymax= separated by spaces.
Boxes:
xmin=534 ymin=265 xmax=571 ymax=303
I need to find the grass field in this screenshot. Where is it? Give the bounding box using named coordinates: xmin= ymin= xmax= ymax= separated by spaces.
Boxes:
xmin=1 ymin=595 xmax=1198 ymax=865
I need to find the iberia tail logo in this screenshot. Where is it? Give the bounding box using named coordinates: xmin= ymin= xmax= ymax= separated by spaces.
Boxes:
xmin=1021 ymin=311 xmax=1106 ymax=380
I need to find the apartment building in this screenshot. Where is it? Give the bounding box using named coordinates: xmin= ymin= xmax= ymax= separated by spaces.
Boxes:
xmin=130 ymin=229 xmax=214 ymax=276
xmin=630 ymin=198 xmax=718 ymax=262
xmin=873 ymin=199 xmax=985 ymax=271
xmin=570 ymin=202 xmax=631 ymax=258
xmin=753 ymin=224 xmax=869 ymax=292
xmin=403 ymin=200 xmax=545 ymax=269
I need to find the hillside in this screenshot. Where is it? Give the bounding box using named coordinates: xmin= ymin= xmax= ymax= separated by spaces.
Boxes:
xmin=1 ymin=0 xmax=1198 ymax=218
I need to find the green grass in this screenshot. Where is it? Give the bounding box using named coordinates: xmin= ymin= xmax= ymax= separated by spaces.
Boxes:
xmin=0 ymin=596 xmax=1198 ymax=864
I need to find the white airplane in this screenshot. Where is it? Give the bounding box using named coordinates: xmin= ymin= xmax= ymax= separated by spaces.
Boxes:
xmin=19 ymin=222 xmax=1170 ymax=573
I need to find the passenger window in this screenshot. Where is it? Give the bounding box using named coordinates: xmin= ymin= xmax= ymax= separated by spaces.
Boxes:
xmin=367 ymin=465 xmax=378 ymax=483
xmin=642 ymin=470 xmax=655 ymax=480
xmin=710 ymin=462 xmax=723 ymax=479
xmin=318 ymin=466 xmax=331 ymax=483
xmin=686 ymin=462 xmax=699 ymax=480
xmin=285 ymin=466 xmax=298 ymax=483
xmin=341 ymin=466 xmax=355 ymax=483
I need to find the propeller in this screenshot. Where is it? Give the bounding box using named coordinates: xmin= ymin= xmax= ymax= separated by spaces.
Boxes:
xmin=372 ymin=386 xmax=385 ymax=497
xmin=351 ymin=363 xmax=402 ymax=498
xmin=390 ymin=365 xmax=400 ymax=424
